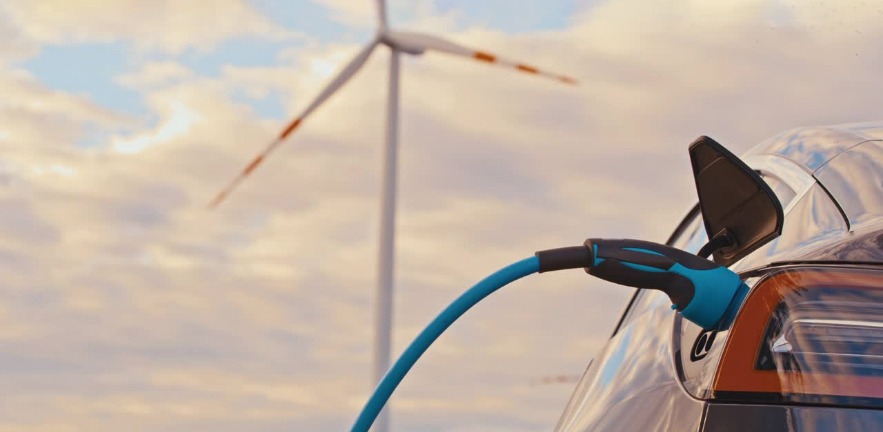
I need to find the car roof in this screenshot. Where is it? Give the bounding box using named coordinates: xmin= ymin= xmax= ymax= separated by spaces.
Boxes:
xmin=737 ymin=121 xmax=883 ymax=265
xmin=785 ymin=218 xmax=883 ymax=264
xmin=744 ymin=121 xmax=883 ymax=228
xmin=744 ymin=121 xmax=883 ymax=172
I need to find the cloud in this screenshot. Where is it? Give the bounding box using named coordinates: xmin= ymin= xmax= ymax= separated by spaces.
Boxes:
xmin=0 ymin=0 xmax=301 ymax=54
xmin=0 ymin=11 xmax=37 ymax=63
xmin=112 ymin=101 xmax=204 ymax=153
xmin=0 ymin=69 xmax=132 ymax=129
xmin=2 ymin=1 xmax=883 ymax=431
xmin=0 ymin=68 xmax=135 ymax=195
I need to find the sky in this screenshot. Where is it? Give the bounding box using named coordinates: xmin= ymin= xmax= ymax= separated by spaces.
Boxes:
xmin=1 ymin=0 xmax=882 ymax=431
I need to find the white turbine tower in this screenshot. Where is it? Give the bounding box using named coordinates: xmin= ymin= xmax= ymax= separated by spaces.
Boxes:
xmin=209 ymin=2 xmax=575 ymax=430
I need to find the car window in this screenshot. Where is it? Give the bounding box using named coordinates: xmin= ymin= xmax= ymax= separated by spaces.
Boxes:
xmin=758 ymin=172 xmax=797 ymax=210
xmin=671 ymin=213 xmax=709 ymax=254
xmin=730 ymin=183 xmax=847 ymax=271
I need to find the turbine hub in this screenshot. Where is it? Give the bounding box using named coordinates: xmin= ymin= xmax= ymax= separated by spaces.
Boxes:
xmin=380 ymin=31 xmax=427 ymax=56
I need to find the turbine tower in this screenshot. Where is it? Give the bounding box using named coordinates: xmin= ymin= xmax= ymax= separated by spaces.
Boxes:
xmin=209 ymin=2 xmax=575 ymax=430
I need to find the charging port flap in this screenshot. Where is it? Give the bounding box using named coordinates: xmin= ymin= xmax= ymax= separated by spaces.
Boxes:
xmin=689 ymin=136 xmax=784 ymax=266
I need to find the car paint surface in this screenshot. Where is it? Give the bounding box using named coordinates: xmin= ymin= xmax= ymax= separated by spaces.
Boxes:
xmin=553 ymin=296 xmax=704 ymax=431
xmin=743 ymin=122 xmax=883 ymax=172
xmin=814 ymin=140 xmax=883 ymax=226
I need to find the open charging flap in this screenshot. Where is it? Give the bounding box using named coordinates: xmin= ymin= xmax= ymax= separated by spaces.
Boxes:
xmin=689 ymin=136 xmax=784 ymax=266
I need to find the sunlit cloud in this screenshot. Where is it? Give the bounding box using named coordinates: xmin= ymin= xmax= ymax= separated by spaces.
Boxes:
xmin=310 ymin=57 xmax=341 ymax=79
xmin=29 ymin=163 xmax=77 ymax=177
xmin=0 ymin=1 xmax=881 ymax=431
xmin=112 ymin=101 xmax=204 ymax=154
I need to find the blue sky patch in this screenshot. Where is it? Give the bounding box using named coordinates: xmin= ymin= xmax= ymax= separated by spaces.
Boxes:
xmin=173 ymin=37 xmax=300 ymax=78
xmin=434 ymin=0 xmax=576 ymax=32
xmin=252 ymin=0 xmax=366 ymax=41
xmin=231 ymin=88 xmax=287 ymax=120
xmin=22 ymin=41 xmax=146 ymax=117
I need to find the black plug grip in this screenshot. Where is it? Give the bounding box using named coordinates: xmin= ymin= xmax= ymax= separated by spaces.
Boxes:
xmin=584 ymin=238 xmax=721 ymax=310
xmin=588 ymin=259 xmax=695 ymax=310
xmin=586 ymin=238 xmax=720 ymax=271
xmin=536 ymin=238 xmax=743 ymax=329
xmin=535 ymin=246 xmax=594 ymax=273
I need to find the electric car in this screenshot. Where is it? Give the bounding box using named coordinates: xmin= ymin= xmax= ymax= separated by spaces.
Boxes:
xmin=554 ymin=122 xmax=883 ymax=431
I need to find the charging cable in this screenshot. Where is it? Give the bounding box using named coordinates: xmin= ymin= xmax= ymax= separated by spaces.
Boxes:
xmin=350 ymin=239 xmax=748 ymax=432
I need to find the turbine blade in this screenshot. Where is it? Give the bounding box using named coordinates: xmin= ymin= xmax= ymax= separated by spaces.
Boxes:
xmin=376 ymin=0 xmax=387 ymax=29
xmin=208 ymin=41 xmax=378 ymax=209
xmin=385 ymin=31 xmax=577 ymax=85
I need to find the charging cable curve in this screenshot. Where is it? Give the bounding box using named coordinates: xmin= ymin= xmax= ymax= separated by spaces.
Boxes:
xmin=350 ymin=256 xmax=541 ymax=432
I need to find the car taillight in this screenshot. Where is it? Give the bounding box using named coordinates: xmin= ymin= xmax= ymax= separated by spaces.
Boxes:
xmin=713 ymin=267 xmax=883 ymax=408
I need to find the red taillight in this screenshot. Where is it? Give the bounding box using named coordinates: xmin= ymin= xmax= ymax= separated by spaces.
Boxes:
xmin=713 ymin=267 xmax=883 ymax=407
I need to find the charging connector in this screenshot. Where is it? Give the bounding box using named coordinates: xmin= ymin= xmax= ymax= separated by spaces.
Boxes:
xmin=350 ymin=238 xmax=746 ymax=432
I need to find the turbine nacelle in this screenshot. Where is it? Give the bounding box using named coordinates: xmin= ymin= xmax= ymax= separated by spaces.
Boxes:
xmin=381 ymin=31 xmax=431 ymax=56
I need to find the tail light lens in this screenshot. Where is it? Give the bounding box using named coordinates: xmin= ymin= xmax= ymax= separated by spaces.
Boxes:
xmin=713 ymin=267 xmax=883 ymax=408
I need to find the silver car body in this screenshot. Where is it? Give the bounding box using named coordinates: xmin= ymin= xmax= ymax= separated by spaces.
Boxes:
xmin=555 ymin=122 xmax=883 ymax=431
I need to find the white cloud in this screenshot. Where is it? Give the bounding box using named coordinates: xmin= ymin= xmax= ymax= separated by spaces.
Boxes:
xmin=112 ymin=101 xmax=204 ymax=154
xmin=0 ymin=10 xmax=37 ymax=63
xmin=0 ymin=70 xmax=131 ymax=127
xmin=1 ymin=1 xmax=883 ymax=431
xmin=0 ymin=68 xmax=135 ymax=190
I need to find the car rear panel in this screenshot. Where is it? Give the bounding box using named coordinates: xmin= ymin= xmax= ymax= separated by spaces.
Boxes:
xmin=701 ymin=403 xmax=883 ymax=432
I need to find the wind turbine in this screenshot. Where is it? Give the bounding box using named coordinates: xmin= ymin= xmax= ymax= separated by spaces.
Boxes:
xmin=209 ymin=2 xmax=575 ymax=430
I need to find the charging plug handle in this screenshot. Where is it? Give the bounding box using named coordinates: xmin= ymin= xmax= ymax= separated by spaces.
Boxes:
xmin=586 ymin=239 xmax=713 ymax=307
xmin=588 ymin=238 xmax=742 ymax=329
xmin=537 ymin=239 xmax=743 ymax=329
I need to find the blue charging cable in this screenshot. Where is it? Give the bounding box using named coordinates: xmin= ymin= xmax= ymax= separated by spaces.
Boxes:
xmin=350 ymin=256 xmax=541 ymax=432
xmin=349 ymin=240 xmax=746 ymax=431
